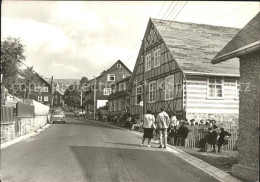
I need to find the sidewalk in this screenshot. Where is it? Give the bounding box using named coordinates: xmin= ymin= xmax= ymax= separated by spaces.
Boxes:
xmin=94 ymin=120 xmax=242 ymax=182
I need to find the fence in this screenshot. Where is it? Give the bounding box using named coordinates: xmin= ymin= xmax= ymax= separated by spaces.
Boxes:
xmin=1 ymin=105 xmax=14 ymax=124
xmin=183 ymin=125 xmax=238 ymax=151
xmin=16 ymin=101 xmax=35 ymax=118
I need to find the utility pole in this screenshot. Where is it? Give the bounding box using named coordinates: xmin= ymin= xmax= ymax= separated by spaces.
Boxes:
xmin=50 ymin=76 xmax=54 ymax=110
xmin=80 ymin=90 xmax=83 ymax=106
xmin=93 ymin=76 xmax=96 ymax=120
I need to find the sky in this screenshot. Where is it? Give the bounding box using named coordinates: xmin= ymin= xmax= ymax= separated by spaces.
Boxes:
xmin=2 ymin=1 xmax=259 ymax=79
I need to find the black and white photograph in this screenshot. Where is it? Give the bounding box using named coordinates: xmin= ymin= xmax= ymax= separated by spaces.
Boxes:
xmin=1 ymin=1 xmax=259 ymax=182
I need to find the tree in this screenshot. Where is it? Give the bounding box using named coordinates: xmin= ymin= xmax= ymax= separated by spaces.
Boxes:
xmin=64 ymin=84 xmax=81 ymax=110
xmin=1 ymin=37 xmax=25 ymax=94
xmin=79 ymin=76 xmax=88 ymax=86
xmin=18 ymin=67 xmax=41 ymax=99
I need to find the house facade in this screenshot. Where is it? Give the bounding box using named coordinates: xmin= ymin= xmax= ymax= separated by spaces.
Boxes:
xmin=30 ymin=74 xmax=52 ymax=106
xmin=129 ymin=18 xmax=240 ymax=124
xmin=212 ymin=12 xmax=260 ymax=182
xmin=107 ymin=76 xmax=131 ymax=115
xmin=53 ymin=89 xmax=64 ymax=108
xmin=84 ymin=60 xmax=132 ymax=114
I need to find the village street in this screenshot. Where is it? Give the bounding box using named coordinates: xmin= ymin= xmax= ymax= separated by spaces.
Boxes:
xmin=1 ymin=114 xmax=218 ymax=182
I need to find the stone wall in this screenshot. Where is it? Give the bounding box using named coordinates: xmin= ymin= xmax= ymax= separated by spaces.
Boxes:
xmin=1 ymin=115 xmax=49 ymax=144
xmin=186 ymin=112 xmax=239 ymax=127
xmin=232 ymin=52 xmax=259 ymax=182
xmin=1 ymin=123 xmax=15 ymax=143
xmin=237 ymin=52 xmax=259 ymax=169
xmin=34 ymin=115 xmax=48 ymax=130
xmin=20 ymin=117 xmax=35 ymax=136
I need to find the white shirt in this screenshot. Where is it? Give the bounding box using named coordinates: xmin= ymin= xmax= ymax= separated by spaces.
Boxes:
xmin=156 ymin=111 xmax=170 ymax=128
xmin=143 ymin=114 xmax=155 ymax=128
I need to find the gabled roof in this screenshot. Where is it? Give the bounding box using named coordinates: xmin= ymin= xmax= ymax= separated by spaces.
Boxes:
xmin=87 ymin=60 xmax=132 ymax=83
xmin=212 ymin=12 xmax=260 ymax=64
xmin=151 ymin=18 xmax=240 ymax=76
xmin=35 ymin=73 xmax=51 ymax=87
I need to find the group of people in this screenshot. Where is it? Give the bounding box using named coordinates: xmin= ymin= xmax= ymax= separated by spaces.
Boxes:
xmin=198 ymin=122 xmax=232 ymax=153
xmin=141 ymin=108 xmax=184 ymax=149
xmin=105 ymin=109 xmax=232 ymax=152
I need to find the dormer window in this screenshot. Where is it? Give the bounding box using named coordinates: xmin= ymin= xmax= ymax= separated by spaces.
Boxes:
xmin=117 ymin=64 xmax=121 ymax=68
xmin=107 ymin=74 xmax=115 ymax=81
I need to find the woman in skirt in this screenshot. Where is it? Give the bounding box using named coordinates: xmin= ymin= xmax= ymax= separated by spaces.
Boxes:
xmin=141 ymin=109 xmax=155 ymax=147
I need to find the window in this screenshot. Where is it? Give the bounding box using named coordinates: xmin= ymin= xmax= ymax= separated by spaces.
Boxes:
xmin=114 ymin=101 xmax=117 ymax=111
xmin=208 ymin=77 xmax=223 ymax=98
xmin=104 ymin=88 xmax=111 ymax=95
xmin=44 ymin=96 xmax=48 ymax=101
xmin=236 ymin=79 xmax=239 ymax=99
xmin=118 ymin=100 xmax=122 ymax=110
xmin=44 ymin=87 xmax=48 ymax=92
xmin=109 ymin=102 xmax=113 ymax=112
xmin=145 ymin=53 xmax=151 ymax=71
xmin=38 ymin=96 xmax=42 ymax=101
xmin=117 ymin=64 xmax=121 ymax=68
xmin=136 ymin=85 xmax=143 ymax=105
xmin=165 ymin=75 xmax=174 ymax=100
xmin=107 ymin=74 xmax=115 ymax=81
xmin=154 ymin=48 xmax=161 ymax=68
xmin=119 ymin=83 xmax=126 ymax=91
xmin=149 ymin=81 xmax=156 ymax=103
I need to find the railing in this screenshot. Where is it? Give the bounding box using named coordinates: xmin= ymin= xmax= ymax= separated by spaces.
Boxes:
xmin=184 ymin=125 xmax=238 ymax=151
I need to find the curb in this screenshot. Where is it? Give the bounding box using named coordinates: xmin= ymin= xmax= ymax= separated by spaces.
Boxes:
xmin=91 ymin=119 xmax=241 ymax=182
xmin=1 ymin=123 xmax=51 ymax=149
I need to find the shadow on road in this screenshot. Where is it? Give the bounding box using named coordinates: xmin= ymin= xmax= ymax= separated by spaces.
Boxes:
xmin=69 ymin=146 xmax=218 ymax=182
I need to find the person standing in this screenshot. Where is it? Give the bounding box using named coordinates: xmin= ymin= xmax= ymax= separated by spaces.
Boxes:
xmin=141 ymin=110 xmax=155 ymax=147
xmin=156 ymin=108 xmax=170 ymax=148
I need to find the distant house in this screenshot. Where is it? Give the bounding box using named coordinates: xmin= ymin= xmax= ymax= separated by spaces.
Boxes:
xmin=212 ymin=12 xmax=260 ymax=182
xmin=84 ymin=60 xmax=132 ymax=115
xmin=31 ymin=74 xmax=52 ymax=106
xmin=107 ymin=76 xmax=131 ymax=115
xmin=53 ymin=89 xmax=64 ymax=108
xmin=129 ymin=18 xmax=240 ymax=123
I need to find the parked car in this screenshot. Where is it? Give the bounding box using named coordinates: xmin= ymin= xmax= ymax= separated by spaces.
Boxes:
xmin=75 ymin=110 xmax=83 ymax=117
xmin=50 ymin=110 xmax=66 ymax=123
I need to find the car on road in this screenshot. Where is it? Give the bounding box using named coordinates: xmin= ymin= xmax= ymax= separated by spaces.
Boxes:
xmin=50 ymin=110 xmax=66 ymax=123
xmin=75 ymin=110 xmax=84 ymax=117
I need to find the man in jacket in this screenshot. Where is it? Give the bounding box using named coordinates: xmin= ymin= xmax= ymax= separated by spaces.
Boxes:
xmin=156 ymin=108 xmax=170 ymax=148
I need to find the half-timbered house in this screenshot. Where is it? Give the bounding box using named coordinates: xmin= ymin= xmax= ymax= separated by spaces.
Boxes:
xmin=107 ymin=76 xmax=131 ymax=115
xmin=129 ymin=18 xmax=240 ymax=124
xmin=84 ymin=60 xmax=132 ymax=116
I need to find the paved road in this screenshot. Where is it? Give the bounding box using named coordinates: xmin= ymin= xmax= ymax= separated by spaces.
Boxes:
xmin=1 ymin=116 xmax=218 ymax=182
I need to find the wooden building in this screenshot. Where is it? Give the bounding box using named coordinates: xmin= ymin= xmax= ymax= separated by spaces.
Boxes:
xmin=31 ymin=74 xmax=52 ymax=106
xmin=129 ymin=18 xmax=240 ymax=123
xmin=107 ymin=76 xmax=131 ymax=115
xmin=84 ymin=60 xmax=132 ymax=114
xmin=212 ymin=12 xmax=260 ymax=181
xmin=53 ymin=89 xmax=64 ymax=108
